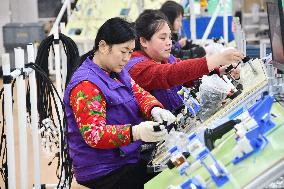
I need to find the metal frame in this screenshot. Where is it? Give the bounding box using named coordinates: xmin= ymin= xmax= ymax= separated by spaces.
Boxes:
xmin=245 ymin=159 xmax=284 ymax=189
xmin=201 ymin=0 xmax=229 ymax=45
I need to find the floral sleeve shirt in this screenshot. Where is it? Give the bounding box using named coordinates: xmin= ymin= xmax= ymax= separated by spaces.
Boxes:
xmin=69 ymin=78 xmax=163 ymax=149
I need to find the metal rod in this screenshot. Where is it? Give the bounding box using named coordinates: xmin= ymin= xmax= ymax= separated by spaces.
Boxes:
xmin=15 ymin=47 xmax=28 ymax=189
xmin=60 ymin=22 xmax=67 ymax=89
xmin=201 ymin=0 xmax=222 ymax=44
xmin=27 ymin=43 xmax=41 ymax=189
xmin=49 ymin=0 xmax=70 ymax=35
xmin=190 ymin=0 xmax=196 ymax=40
xmin=53 ymin=25 xmax=66 ymax=187
xmin=223 ymin=0 xmax=228 ymax=44
xmin=54 ymin=26 xmax=63 ymax=98
xmin=2 ymin=53 xmax=17 ymax=189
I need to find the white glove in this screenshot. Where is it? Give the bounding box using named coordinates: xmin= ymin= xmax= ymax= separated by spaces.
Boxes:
xmin=132 ymin=121 xmax=167 ymax=142
xmin=151 ymin=107 xmax=176 ymax=125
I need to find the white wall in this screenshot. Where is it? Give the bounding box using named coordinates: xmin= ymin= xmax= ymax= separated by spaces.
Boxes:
xmin=10 ymin=0 xmax=38 ymax=23
xmin=0 ymin=0 xmax=11 ymax=54
xmin=0 ymin=0 xmax=38 ymax=56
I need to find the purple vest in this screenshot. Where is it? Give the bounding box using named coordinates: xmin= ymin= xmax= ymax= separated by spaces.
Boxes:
xmin=64 ymin=57 xmax=143 ymax=182
xmin=125 ymin=54 xmax=183 ymax=112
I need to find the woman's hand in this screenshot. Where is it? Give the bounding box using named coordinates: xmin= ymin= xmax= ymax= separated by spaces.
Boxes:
xmin=230 ymin=65 xmax=240 ymax=79
xmin=206 ymin=48 xmax=244 ymax=71
xmin=219 ymin=63 xmax=240 ymax=79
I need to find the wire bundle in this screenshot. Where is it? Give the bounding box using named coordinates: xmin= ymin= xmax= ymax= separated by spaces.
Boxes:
xmin=35 ymin=33 xmax=79 ymax=86
xmin=26 ymin=62 xmax=73 ymax=188
xmin=0 ymin=33 xmax=79 ymax=188
xmin=30 ymin=33 xmax=79 ymax=188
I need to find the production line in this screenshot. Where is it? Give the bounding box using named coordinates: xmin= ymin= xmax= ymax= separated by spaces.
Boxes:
xmin=145 ymin=101 xmax=284 ymax=189
xmin=63 ymin=0 xmax=233 ymax=53
xmin=142 ymin=1 xmax=284 ymax=187
xmin=61 ymin=0 xmax=284 ymax=188
xmin=1 ymin=0 xmax=284 ymax=188
xmin=144 ymin=45 xmax=284 ymax=188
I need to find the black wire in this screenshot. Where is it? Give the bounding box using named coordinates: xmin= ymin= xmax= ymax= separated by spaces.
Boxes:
xmin=274 ymin=94 xmax=284 ymax=107
xmin=0 ymin=79 xmax=16 ymax=188
xmin=32 ymin=33 xmax=78 ymax=188
xmin=25 ymin=63 xmax=73 ymax=188
xmin=35 ymin=33 xmax=79 ymax=87
xmin=0 ymin=33 xmax=78 ymax=188
xmin=0 ymin=87 xmax=7 ymax=187
xmin=26 ymin=82 xmax=32 ymax=125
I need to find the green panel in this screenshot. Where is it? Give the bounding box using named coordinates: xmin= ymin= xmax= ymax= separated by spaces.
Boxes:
xmin=64 ymin=0 xmax=175 ymax=40
xmin=65 ymin=0 xmax=234 ymax=41
xmin=145 ymin=103 xmax=284 ymax=189
xmin=207 ymin=0 xmax=232 ymax=14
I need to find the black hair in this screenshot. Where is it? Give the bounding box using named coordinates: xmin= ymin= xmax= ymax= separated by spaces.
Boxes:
xmin=160 ymin=1 xmax=184 ymax=28
xmin=79 ymin=17 xmax=136 ymax=66
xmin=135 ymin=9 xmax=170 ymax=50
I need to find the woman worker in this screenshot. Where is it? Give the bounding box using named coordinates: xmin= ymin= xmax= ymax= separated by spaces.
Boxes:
xmin=160 ymin=0 xmax=206 ymax=59
xmin=126 ymin=9 xmax=244 ymax=113
xmin=64 ymin=17 xmax=176 ymax=189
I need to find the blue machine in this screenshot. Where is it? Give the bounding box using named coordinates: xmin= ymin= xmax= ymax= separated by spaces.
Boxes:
xmin=180 ymin=177 xmax=206 ymax=189
xmin=178 ymin=87 xmax=200 ymax=117
xmin=167 ymin=146 xmax=191 ymax=176
xmin=248 ymin=95 xmax=275 ymax=134
xmin=232 ymin=95 xmax=276 ymax=164
xmin=187 ymin=133 xmax=229 ymax=187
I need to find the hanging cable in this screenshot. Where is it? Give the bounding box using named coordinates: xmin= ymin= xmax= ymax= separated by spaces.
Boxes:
xmin=25 ymin=62 xmax=73 ymax=188
xmin=0 ymin=79 xmax=16 ymax=188
xmin=31 ymin=32 xmax=79 ymax=188
xmin=0 ymin=87 xmax=8 ymax=188
xmin=0 ymin=32 xmax=79 ymax=188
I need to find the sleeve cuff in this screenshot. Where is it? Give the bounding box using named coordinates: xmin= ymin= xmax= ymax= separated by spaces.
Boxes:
xmin=146 ymin=104 xmax=164 ymax=119
xmin=129 ymin=124 xmax=134 ymax=142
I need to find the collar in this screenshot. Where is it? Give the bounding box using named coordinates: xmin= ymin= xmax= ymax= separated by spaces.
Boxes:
xmin=84 ymin=57 xmax=126 ymax=89
xmin=131 ymin=50 xmax=171 ymax=64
